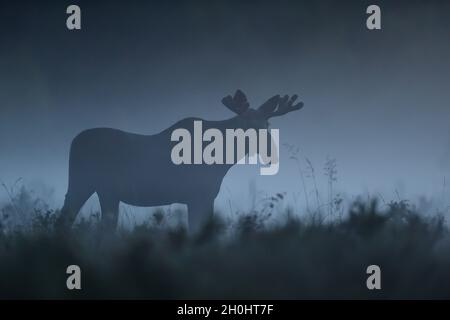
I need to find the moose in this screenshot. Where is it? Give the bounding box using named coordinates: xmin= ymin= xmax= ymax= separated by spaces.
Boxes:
xmin=56 ymin=90 xmax=304 ymax=233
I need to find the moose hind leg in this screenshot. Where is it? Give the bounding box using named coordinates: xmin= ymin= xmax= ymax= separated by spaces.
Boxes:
xmin=57 ymin=189 xmax=94 ymax=230
xmin=98 ymin=194 xmax=120 ymax=232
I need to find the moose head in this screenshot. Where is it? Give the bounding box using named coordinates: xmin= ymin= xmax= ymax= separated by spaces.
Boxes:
xmin=220 ymin=89 xmax=304 ymax=171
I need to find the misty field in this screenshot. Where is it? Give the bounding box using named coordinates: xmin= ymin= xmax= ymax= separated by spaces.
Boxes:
xmin=1 ymin=185 xmax=450 ymax=299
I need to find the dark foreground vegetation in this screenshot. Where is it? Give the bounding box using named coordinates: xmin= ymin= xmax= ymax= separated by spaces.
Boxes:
xmin=0 ymin=188 xmax=450 ymax=299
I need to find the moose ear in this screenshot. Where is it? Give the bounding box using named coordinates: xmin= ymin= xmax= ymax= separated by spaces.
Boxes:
xmin=258 ymin=95 xmax=280 ymax=115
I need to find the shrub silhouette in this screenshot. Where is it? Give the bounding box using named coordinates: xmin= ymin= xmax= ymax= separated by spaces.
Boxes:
xmin=0 ymin=189 xmax=450 ymax=299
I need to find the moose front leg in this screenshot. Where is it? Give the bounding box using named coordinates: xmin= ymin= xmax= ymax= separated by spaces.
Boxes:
xmin=187 ymin=201 xmax=214 ymax=234
xmin=98 ymin=194 xmax=120 ymax=233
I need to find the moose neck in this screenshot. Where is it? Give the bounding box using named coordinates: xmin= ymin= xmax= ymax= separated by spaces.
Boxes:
xmin=202 ymin=116 xmax=271 ymax=169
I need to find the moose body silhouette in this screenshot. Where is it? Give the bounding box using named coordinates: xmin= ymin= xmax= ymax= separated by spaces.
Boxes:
xmin=57 ymin=90 xmax=303 ymax=233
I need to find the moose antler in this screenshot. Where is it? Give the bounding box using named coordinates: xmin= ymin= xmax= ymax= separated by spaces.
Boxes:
xmin=266 ymin=94 xmax=304 ymax=118
xmin=222 ymin=89 xmax=250 ymax=115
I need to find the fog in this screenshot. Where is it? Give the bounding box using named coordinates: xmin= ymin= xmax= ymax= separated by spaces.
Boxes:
xmin=1 ymin=0 xmax=449 ymax=219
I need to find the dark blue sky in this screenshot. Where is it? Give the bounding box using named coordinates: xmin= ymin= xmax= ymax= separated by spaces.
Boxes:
xmin=1 ymin=0 xmax=450 ymax=215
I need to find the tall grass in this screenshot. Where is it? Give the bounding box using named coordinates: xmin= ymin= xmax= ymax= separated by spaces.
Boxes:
xmin=0 ymin=186 xmax=450 ymax=299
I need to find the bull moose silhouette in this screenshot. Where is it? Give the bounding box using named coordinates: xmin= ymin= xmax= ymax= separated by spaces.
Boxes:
xmin=56 ymin=90 xmax=304 ymax=233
